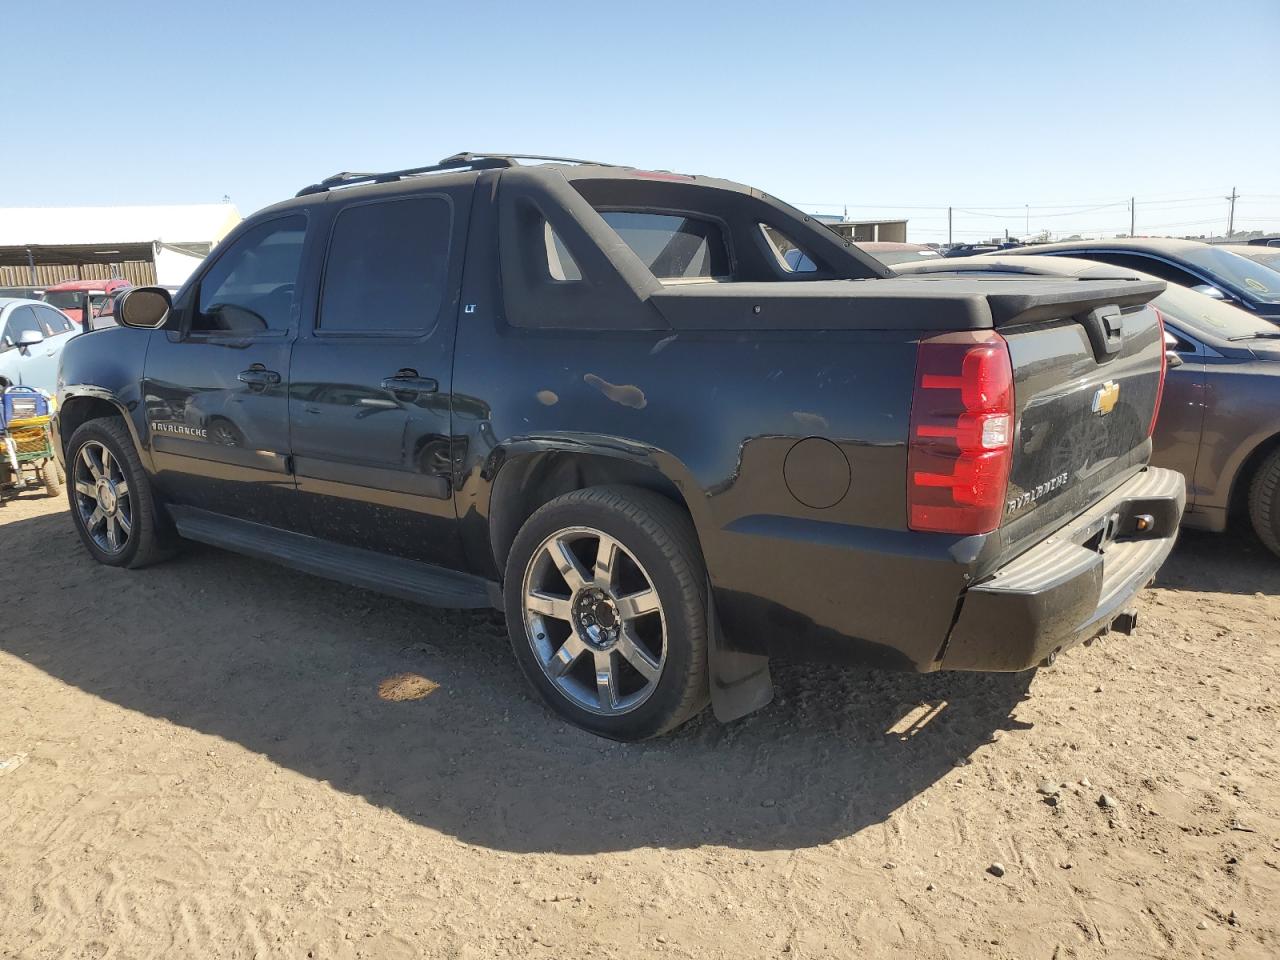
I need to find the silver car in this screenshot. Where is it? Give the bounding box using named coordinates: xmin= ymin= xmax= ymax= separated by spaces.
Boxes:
xmin=0 ymin=297 xmax=80 ymax=393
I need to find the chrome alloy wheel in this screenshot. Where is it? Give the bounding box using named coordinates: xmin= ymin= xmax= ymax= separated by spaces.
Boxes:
xmin=521 ymin=526 xmax=667 ymax=716
xmin=73 ymin=441 xmax=132 ymax=554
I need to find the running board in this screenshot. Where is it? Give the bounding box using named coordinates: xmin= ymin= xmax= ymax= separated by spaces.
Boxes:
xmin=169 ymin=507 xmax=502 ymax=610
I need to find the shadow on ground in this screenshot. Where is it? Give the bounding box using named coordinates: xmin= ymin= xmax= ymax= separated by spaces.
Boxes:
xmin=1156 ymin=526 xmax=1280 ymax=598
xmin=22 ymin=505 xmax=1258 ymax=854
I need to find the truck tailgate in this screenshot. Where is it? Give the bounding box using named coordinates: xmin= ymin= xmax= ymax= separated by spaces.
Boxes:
xmin=995 ymin=300 xmax=1165 ymax=567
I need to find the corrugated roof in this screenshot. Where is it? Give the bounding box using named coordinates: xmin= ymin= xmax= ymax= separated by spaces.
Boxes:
xmin=0 ymin=203 xmax=241 ymax=246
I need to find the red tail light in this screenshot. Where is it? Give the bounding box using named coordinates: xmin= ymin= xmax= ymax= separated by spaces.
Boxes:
xmin=1149 ymin=306 xmax=1167 ymax=438
xmin=908 ymin=330 xmax=1014 ymax=534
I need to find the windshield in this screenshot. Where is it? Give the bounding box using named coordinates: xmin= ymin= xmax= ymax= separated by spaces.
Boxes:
xmin=44 ymin=290 xmax=87 ymax=309
xmin=1182 ymin=247 xmax=1280 ymax=303
xmin=1154 ymin=283 xmax=1276 ymax=342
xmin=1239 ymin=249 xmax=1280 ymax=273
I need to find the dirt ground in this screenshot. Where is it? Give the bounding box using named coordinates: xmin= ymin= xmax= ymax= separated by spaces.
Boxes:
xmin=1 ymin=489 xmax=1277 ymax=960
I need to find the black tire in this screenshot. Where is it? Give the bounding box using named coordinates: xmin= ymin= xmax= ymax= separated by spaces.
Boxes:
xmin=1248 ymin=446 xmax=1280 ymax=560
xmin=66 ymin=417 xmax=175 ymax=569
xmin=503 ymin=485 xmax=710 ymax=740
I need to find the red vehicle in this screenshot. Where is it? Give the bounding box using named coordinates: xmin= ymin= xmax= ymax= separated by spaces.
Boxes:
xmin=42 ymin=279 xmax=132 ymax=325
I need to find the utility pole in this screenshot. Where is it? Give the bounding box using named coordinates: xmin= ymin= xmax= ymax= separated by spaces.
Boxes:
xmin=1130 ymin=196 xmax=1135 ymax=237
xmin=1226 ymin=187 xmax=1239 ymax=237
xmin=947 ymin=206 xmax=952 ymax=246
xmin=1025 ymin=204 xmax=1029 ymax=238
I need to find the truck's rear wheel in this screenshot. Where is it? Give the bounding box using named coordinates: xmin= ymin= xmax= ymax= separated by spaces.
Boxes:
xmin=503 ymin=485 xmax=709 ymax=740
xmin=66 ymin=418 xmax=174 ymax=569
xmin=1248 ymin=446 xmax=1280 ymax=559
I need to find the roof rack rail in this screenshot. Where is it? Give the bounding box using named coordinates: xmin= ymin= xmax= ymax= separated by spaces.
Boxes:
xmin=295 ymin=152 xmax=616 ymax=197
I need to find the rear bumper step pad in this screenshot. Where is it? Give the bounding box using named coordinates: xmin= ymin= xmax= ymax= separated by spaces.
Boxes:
xmin=940 ymin=467 xmax=1185 ymax=671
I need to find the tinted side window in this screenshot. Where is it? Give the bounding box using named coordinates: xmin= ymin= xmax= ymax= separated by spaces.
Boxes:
xmin=1162 ymin=323 xmax=1198 ymax=355
xmin=319 ymin=197 xmax=452 ymax=334
xmin=194 ymin=215 xmax=306 ymax=334
xmin=33 ymin=305 xmax=75 ymax=335
xmin=599 ymin=212 xmax=729 ymax=279
xmin=1075 ymin=252 xmax=1198 ymax=287
xmin=760 ymin=224 xmax=817 ymax=273
xmin=545 ymin=222 xmax=582 ymax=281
xmin=0 ymin=310 xmax=15 ymax=352
xmin=2 ymin=306 xmax=43 ymax=349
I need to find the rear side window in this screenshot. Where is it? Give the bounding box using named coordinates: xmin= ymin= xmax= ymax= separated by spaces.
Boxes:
xmin=33 ymin=305 xmax=74 ymax=335
xmin=544 ymin=223 xmax=582 ymax=281
xmin=195 ymin=215 xmax=306 ymax=334
xmin=599 ymin=212 xmax=728 ymax=279
xmin=320 ymin=197 xmax=452 ymax=334
xmin=1071 ymin=252 xmax=1199 ymax=288
xmin=760 ymin=224 xmax=817 ymax=273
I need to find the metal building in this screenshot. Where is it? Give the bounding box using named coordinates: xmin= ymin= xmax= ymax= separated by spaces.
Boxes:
xmin=0 ymin=204 xmax=241 ymax=288
xmin=823 ymin=219 xmax=909 ymax=243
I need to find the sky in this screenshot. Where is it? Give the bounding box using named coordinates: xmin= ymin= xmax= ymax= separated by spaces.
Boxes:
xmin=6 ymin=0 xmax=1279 ymax=244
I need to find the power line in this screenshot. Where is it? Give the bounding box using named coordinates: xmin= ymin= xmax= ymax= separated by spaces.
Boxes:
xmin=1134 ymin=196 xmax=1223 ymax=206
xmin=799 ymin=192 xmax=1278 ymax=220
xmin=956 ymin=202 xmax=1129 ymax=220
xmin=797 ymin=192 xmax=1264 ymax=212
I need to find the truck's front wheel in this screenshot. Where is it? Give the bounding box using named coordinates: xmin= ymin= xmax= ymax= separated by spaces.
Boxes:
xmin=503 ymin=486 xmax=710 ymax=740
xmin=66 ymin=418 xmax=174 ymax=569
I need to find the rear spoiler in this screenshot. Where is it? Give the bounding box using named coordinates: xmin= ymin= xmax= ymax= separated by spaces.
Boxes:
xmin=982 ymin=279 xmax=1165 ymax=326
xmin=647 ymin=277 xmax=1166 ymax=332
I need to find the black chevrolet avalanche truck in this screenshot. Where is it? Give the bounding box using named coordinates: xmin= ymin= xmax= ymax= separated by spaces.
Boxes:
xmin=54 ymin=153 xmax=1185 ymax=740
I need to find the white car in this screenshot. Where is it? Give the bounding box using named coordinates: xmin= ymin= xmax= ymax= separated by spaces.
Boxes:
xmin=0 ymin=297 xmax=79 ymax=393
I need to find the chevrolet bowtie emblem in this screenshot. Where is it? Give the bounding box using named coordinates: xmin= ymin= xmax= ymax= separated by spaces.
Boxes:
xmin=1092 ymin=381 xmax=1120 ymax=416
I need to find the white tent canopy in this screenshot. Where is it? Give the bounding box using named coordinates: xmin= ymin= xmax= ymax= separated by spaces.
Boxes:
xmin=0 ymin=203 xmax=241 ymax=248
xmin=0 ymin=203 xmax=241 ymax=286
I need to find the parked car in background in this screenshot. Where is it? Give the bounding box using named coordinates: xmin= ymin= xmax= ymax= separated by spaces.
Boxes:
xmin=0 ymin=297 xmax=79 ymax=393
xmin=1219 ymin=243 xmax=1280 ymax=275
xmin=54 ymin=152 xmax=1182 ymax=739
xmin=898 ymin=255 xmax=1280 ymax=557
xmin=854 ymin=241 xmax=942 ymax=266
xmin=789 ymin=242 xmax=941 ymax=269
xmin=1015 ymin=238 xmax=1280 ymax=322
xmin=0 ymin=286 xmax=45 ymax=301
xmin=42 ymin=279 xmax=132 ymax=326
xmin=945 ymin=241 xmax=1024 ymax=258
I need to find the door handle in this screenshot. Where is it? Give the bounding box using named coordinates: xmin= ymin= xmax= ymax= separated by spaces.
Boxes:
xmin=238 ymin=366 xmax=281 ymax=386
xmin=380 ymin=374 xmax=438 ymax=395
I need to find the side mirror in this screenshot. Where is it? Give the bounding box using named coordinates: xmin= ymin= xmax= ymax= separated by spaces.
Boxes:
xmin=1164 ymin=330 xmax=1185 ymax=369
xmin=1191 ymin=283 xmax=1226 ymax=300
xmin=17 ymin=329 xmax=44 ymax=348
xmin=118 ymin=286 xmax=173 ymax=329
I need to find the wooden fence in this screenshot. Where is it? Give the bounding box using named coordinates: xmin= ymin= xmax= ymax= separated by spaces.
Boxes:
xmin=0 ymin=260 xmax=156 ymax=287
